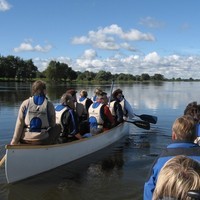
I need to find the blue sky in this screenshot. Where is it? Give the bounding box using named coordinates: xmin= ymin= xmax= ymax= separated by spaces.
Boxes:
xmin=1 ymin=0 xmax=200 ymax=79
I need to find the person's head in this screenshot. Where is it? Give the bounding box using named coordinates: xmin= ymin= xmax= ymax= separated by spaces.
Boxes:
xmin=153 ymin=155 xmax=200 ymax=200
xmin=66 ymin=89 xmax=77 ymax=102
xmin=112 ymin=89 xmax=123 ymax=100
xmin=172 ymin=115 xmax=196 ymax=142
xmin=31 ymin=80 xmax=47 ymax=96
xmin=60 ymin=92 xmax=74 ymax=109
xmin=80 ymin=90 xmax=88 ymax=98
xmin=184 ymin=101 xmax=200 ymax=123
xmin=97 ymin=92 xmax=108 ymax=104
xmin=94 ymin=88 xmax=103 ymax=96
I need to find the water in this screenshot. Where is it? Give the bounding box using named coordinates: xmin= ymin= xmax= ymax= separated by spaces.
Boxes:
xmin=0 ymin=81 xmax=199 ymax=200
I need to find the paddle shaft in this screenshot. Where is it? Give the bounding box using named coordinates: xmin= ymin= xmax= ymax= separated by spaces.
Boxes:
xmin=108 ymin=80 xmax=114 ymax=107
xmin=0 ymin=155 xmax=5 ymax=167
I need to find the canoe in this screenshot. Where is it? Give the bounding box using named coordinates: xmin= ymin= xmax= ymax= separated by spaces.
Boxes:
xmin=5 ymin=122 xmax=129 ymax=183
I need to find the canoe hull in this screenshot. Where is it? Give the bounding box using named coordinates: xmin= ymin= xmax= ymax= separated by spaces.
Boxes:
xmin=5 ymin=123 xmax=129 ymax=183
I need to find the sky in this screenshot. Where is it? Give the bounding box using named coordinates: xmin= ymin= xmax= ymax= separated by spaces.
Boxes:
xmin=1 ymin=0 xmax=200 ymax=79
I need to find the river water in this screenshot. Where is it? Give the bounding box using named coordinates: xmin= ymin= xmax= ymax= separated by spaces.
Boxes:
xmin=0 ymin=81 xmax=199 ymax=200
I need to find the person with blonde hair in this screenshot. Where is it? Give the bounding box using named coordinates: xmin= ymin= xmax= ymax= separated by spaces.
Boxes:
xmin=144 ymin=115 xmax=200 ymax=200
xmin=153 ymin=155 xmax=200 ymax=200
xmin=10 ymin=80 xmax=61 ymax=145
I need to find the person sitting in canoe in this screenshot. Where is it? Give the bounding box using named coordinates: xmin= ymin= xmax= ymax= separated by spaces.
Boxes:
xmin=10 ymin=80 xmax=61 ymax=145
xmin=66 ymin=88 xmax=88 ymax=123
xmin=55 ymin=92 xmax=82 ymax=143
xmin=92 ymin=87 xmax=103 ymax=103
xmin=111 ymin=88 xmax=135 ymax=119
xmin=109 ymin=89 xmax=124 ymax=125
xmin=77 ymin=89 xmax=93 ymax=115
xmin=88 ymin=91 xmax=115 ymax=135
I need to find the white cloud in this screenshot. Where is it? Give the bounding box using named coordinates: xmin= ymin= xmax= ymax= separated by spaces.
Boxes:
xmin=32 ymin=50 xmax=200 ymax=80
xmin=144 ymin=52 xmax=160 ymax=63
xmin=139 ymin=16 xmax=164 ymax=28
xmin=13 ymin=42 xmax=52 ymax=53
xmin=0 ymin=0 xmax=11 ymax=11
xmin=71 ymin=24 xmax=155 ymax=51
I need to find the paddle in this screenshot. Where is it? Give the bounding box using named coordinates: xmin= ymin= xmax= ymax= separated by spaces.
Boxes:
xmin=187 ymin=190 xmax=200 ymax=199
xmin=125 ymin=120 xmax=150 ymax=130
xmin=108 ymin=80 xmax=114 ymax=107
xmin=134 ymin=114 xmax=157 ymax=124
xmin=0 ymin=155 xmax=5 ymax=167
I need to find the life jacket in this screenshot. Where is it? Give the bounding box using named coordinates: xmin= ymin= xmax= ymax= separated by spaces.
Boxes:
xmin=109 ymin=101 xmax=116 ymax=116
xmin=88 ymin=102 xmax=104 ymax=129
xmin=77 ymin=97 xmax=87 ymax=107
xmin=120 ymin=98 xmax=128 ymax=116
xmin=55 ymin=104 xmax=77 ymax=135
xmin=24 ymin=96 xmax=49 ymax=132
xmin=92 ymin=95 xmax=97 ymax=102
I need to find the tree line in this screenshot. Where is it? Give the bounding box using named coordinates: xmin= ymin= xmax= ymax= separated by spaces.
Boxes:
xmin=0 ymin=55 xmax=197 ymax=82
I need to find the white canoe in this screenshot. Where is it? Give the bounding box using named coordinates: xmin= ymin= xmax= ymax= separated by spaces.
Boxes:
xmin=5 ymin=122 xmax=129 ymax=183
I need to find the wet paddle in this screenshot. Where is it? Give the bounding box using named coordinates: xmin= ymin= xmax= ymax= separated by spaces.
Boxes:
xmin=0 ymin=155 xmax=5 ymax=167
xmin=134 ymin=114 xmax=157 ymax=124
xmin=125 ymin=120 xmax=150 ymax=130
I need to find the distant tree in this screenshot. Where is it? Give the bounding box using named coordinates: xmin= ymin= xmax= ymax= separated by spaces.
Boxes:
xmin=141 ymin=73 xmax=150 ymax=81
xmin=152 ymin=73 xmax=164 ymax=81
xmin=95 ymin=70 xmax=112 ymax=81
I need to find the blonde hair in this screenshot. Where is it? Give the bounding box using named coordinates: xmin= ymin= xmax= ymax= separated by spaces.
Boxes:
xmin=172 ymin=115 xmax=196 ymax=141
xmin=153 ymin=155 xmax=200 ymax=200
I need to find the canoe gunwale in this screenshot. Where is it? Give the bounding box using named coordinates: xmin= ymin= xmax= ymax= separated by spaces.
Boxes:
xmin=5 ymin=123 xmax=124 ymax=150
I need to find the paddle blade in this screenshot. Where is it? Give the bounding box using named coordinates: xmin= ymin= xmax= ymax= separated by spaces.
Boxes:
xmin=126 ymin=120 xmax=150 ymax=130
xmin=136 ymin=114 xmax=157 ymax=124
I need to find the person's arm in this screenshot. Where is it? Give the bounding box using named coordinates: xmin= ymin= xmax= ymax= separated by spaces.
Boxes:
xmin=47 ymin=101 xmax=56 ymax=127
xmin=10 ymin=100 xmax=28 ymax=145
xmin=114 ymin=102 xmax=124 ymax=123
xmin=124 ymin=99 xmax=135 ymax=118
xmin=104 ymin=106 xmax=115 ymax=125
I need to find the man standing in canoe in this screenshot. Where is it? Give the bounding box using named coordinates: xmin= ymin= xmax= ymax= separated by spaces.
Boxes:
xmin=10 ymin=80 xmax=61 ymax=145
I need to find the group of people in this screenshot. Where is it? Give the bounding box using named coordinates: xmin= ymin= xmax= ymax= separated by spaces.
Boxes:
xmin=10 ymin=80 xmax=200 ymax=199
xmin=10 ymin=80 xmax=135 ymax=145
xmin=144 ymin=114 xmax=200 ymax=199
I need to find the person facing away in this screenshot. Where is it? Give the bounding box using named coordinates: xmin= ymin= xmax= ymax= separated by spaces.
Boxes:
xmin=152 ymin=155 xmax=200 ymax=200
xmin=184 ymin=101 xmax=200 ymax=145
xmin=77 ymin=89 xmax=93 ymax=114
xmin=111 ymin=88 xmax=135 ymax=119
xmin=55 ymin=92 xmax=82 ymax=143
xmin=109 ymin=89 xmax=124 ymax=125
xmin=66 ymin=88 xmax=87 ymax=122
xmin=143 ymin=115 xmax=200 ymax=200
xmin=88 ymin=91 xmax=115 ymax=135
xmin=10 ymin=80 xmax=61 ymax=145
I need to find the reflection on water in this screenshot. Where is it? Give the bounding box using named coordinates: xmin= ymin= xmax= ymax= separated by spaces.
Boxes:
xmin=0 ymin=81 xmax=200 ymax=200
